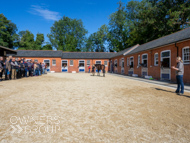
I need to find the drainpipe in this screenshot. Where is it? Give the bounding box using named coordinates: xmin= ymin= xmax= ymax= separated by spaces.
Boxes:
xmin=175 ymin=42 xmax=179 ymax=57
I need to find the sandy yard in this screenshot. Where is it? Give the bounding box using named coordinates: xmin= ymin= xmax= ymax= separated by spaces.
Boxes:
xmin=0 ymin=73 xmax=190 ymax=143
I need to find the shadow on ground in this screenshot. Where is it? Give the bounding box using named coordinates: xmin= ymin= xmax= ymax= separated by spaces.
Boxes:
xmin=154 ymin=88 xmax=190 ymax=98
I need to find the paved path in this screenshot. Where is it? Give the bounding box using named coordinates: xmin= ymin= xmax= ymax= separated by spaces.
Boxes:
xmin=109 ymin=73 xmax=190 ymax=92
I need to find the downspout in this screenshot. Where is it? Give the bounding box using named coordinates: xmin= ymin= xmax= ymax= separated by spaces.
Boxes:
xmin=175 ymin=42 xmax=179 ymax=57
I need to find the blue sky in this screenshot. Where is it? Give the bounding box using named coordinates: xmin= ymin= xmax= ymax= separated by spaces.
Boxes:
xmin=1 ymin=0 xmax=130 ymax=42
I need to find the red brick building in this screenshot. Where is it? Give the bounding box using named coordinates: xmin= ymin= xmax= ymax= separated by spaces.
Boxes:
xmin=7 ymin=27 xmax=190 ymax=84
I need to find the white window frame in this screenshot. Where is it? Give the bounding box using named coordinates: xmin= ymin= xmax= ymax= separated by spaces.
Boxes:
xmin=182 ymin=46 xmax=190 ymax=64
xmin=96 ymin=60 xmax=101 ymax=64
xmin=127 ymin=57 xmax=129 ymax=66
xmin=142 ymin=53 xmax=148 ymax=67
xmin=34 ymin=59 xmax=38 ymax=63
xmin=154 ymin=53 xmax=158 ymax=66
xmin=104 ymin=61 xmax=108 ymax=66
xmin=121 ymin=58 xmax=124 ymax=68
xmin=138 ymin=55 xmax=140 ymax=66
xmin=114 ymin=59 xmax=117 ymax=67
xmin=70 ymin=60 xmax=73 ymax=66
xmin=26 ymin=59 xmax=31 ymax=62
xmin=52 ymin=59 xmax=56 ymax=66
xmin=87 ymin=60 xmax=90 ymax=66
xmin=130 ymin=56 xmax=134 ymax=68
xmin=160 ymin=50 xmax=171 ymax=68
xmin=43 ymin=59 xmax=50 ymax=71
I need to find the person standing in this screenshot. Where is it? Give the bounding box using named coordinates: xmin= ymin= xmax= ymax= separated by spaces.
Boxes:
xmin=24 ymin=60 xmax=28 ymax=77
xmin=11 ymin=58 xmax=18 ymax=80
xmin=92 ymin=64 xmax=95 ymax=76
xmin=88 ymin=65 xmax=91 ymax=73
xmin=0 ymin=57 xmax=3 ymax=81
xmin=6 ymin=57 xmax=11 ymax=80
xmin=171 ymin=57 xmax=184 ymax=95
xmin=0 ymin=57 xmax=4 ymax=81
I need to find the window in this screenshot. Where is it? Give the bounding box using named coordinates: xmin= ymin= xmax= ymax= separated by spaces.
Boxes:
xmin=96 ymin=61 xmax=101 ymax=64
xmin=34 ymin=59 xmax=38 ymax=63
xmin=114 ymin=60 xmax=117 ymax=67
xmin=62 ymin=60 xmax=67 ymax=67
xmin=138 ymin=55 xmax=140 ymax=66
xmin=52 ymin=60 xmax=56 ymax=66
xmin=142 ymin=54 xmax=148 ymax=67
xmin=127 ymin=58 xmax=129 ymax=66
xmin=70 ymin=60 xmax=73 ymax=66
xmin=154 ymin=53 xmax=158 ymax=66
xmin=161 ymin=51 xmax=170 ymax=68
xmin=182 ymin=47 xmax=190 ymax=64
xmin=79 ymin=60 xmax=84 ymax=67
xmin=87 ymin=60 xmax=90 ymax=65
xmin=130 ymin=57 xmax=134 ymax=68
xmin=104 ymin=61 xmax=107 ymax=66
xmin=121 ymin=59 xmax=124 ymax=68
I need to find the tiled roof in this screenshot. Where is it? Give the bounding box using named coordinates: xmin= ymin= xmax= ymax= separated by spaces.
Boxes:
xmin=127 ymin=27 xmax=190 ymax=55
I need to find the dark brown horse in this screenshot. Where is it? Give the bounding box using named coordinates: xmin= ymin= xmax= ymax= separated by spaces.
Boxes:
xmin=95 ymin=64 xmax=106 ymax=77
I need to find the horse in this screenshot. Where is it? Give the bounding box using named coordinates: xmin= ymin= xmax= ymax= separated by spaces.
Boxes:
xmin=94 ymin=64 xmax=106 ymax=77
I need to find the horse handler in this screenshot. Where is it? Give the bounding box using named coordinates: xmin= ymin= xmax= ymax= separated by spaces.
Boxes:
xmin=102 ymin=65 xmax=105 ymax=77
xmin=171 ymin=57 xmax=184 ymax=95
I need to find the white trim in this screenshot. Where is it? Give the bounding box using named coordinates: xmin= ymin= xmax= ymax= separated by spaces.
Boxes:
xmin=154 ymin=53 xmax=158 ymax=66
xmin=141 ymin=53 xmax=148 ymax=67
xmin=70 ymin=60 xmax=74 ymax=66
xmin=87 ymin=60 xmax=90 ymax=66
xmin=104 ymin=60 xmax=108 ymax=66
xmin=78 ymin=60 xmax=85 ymax=72
xmin=182 ymin=46 xmax=190 ymax=64
xmin=52 ymin=59 xmax=56 ymax=66
xmin=138 ymin=55 xmax=140 ymax=67
xmin=130 ymin=56 xmax=134 ymax=68
xmin=160 ymin=50 xmax=171 ymax=80
xmin=95 ymin=60 xmax=102 ymax=64
xmin=61 ymin=60 xmax=68 ymax=72
xmin=43 ymin=59 xmax=50 ymax=71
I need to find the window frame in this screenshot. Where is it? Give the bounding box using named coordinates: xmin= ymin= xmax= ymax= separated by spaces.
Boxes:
xmin=70 ymin=60 xmax=74 ymax=66
xmin=141 ymin=53 xmax=148 ymax=67
xmin=104 ymin=61 xmax=108 ymax=66
xmin=182 ymin=46 xmax=190 ymax=64
xmin=87 ymin=60 xmax=90 ymax=66
xmin=154 ymin=53 xmax=159 ymax=66
xmin=160 ymin=50 xmax=171 ymax=68
xmin=52 ymin=59 xmax=56 ymax=66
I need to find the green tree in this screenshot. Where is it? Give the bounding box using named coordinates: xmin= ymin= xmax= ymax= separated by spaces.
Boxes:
xmin=86 ymin=24 xmax=108 ymax=52
xmin=48 ymin=16 xmax=88 ymax=51
xmin=18 ymin=30 xmax=35 ymax=50
xmin=0 ymin=14 xmax=18 ymax=48
xmin=42 ymin=42 xmax=53 ymax=50
xmin=107 ymin=1 xmax=129 ymax=52
xmin=126 ymin=0 xmax=190 ymax=47
xmin=35 ymin=33 xmax=44 ymax=50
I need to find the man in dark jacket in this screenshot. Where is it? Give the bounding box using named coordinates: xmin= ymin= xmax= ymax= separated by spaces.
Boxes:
xmin=24 ymin=60 xmax=28 ymax=77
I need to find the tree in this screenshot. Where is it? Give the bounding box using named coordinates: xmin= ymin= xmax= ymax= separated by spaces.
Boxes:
xmin=107 ymin=1 xmax=129 ymax=52
xmin=18 ymin=30 xmax=35 ymax=50
xmin=42 ymin=43 xmax=53 ymax=50
xmin=86 ymin=24 xmax=108 ymax=52
xmin=125 ymin=0 xmax=190 ymax=47
xmin=35 ymin=33 xmax=44 ymax=50
xmin=0 ymin=14 xmax=18 ymax=48
xmin=48 ymin=16 xmax=88 ymax=51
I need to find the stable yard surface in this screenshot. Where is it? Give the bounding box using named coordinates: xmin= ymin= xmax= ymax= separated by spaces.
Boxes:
xmin=0 ymin=73 xmax=190 ymax=143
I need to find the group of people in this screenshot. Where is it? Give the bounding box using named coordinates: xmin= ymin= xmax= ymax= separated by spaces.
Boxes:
xmin=0 ymin=56 xmax=48 ymax=81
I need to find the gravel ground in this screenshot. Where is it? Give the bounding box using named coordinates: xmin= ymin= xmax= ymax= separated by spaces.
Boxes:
xmin=0 ymin=73 xmax=190 ymax=143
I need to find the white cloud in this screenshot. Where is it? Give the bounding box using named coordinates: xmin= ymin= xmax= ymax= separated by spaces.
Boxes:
xmin=29 ymin=5 xmax=61 ymax=21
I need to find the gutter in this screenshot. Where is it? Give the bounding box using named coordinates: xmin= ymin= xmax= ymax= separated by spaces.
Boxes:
xmin=175 ymin=42 xmax=179 ymax=57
